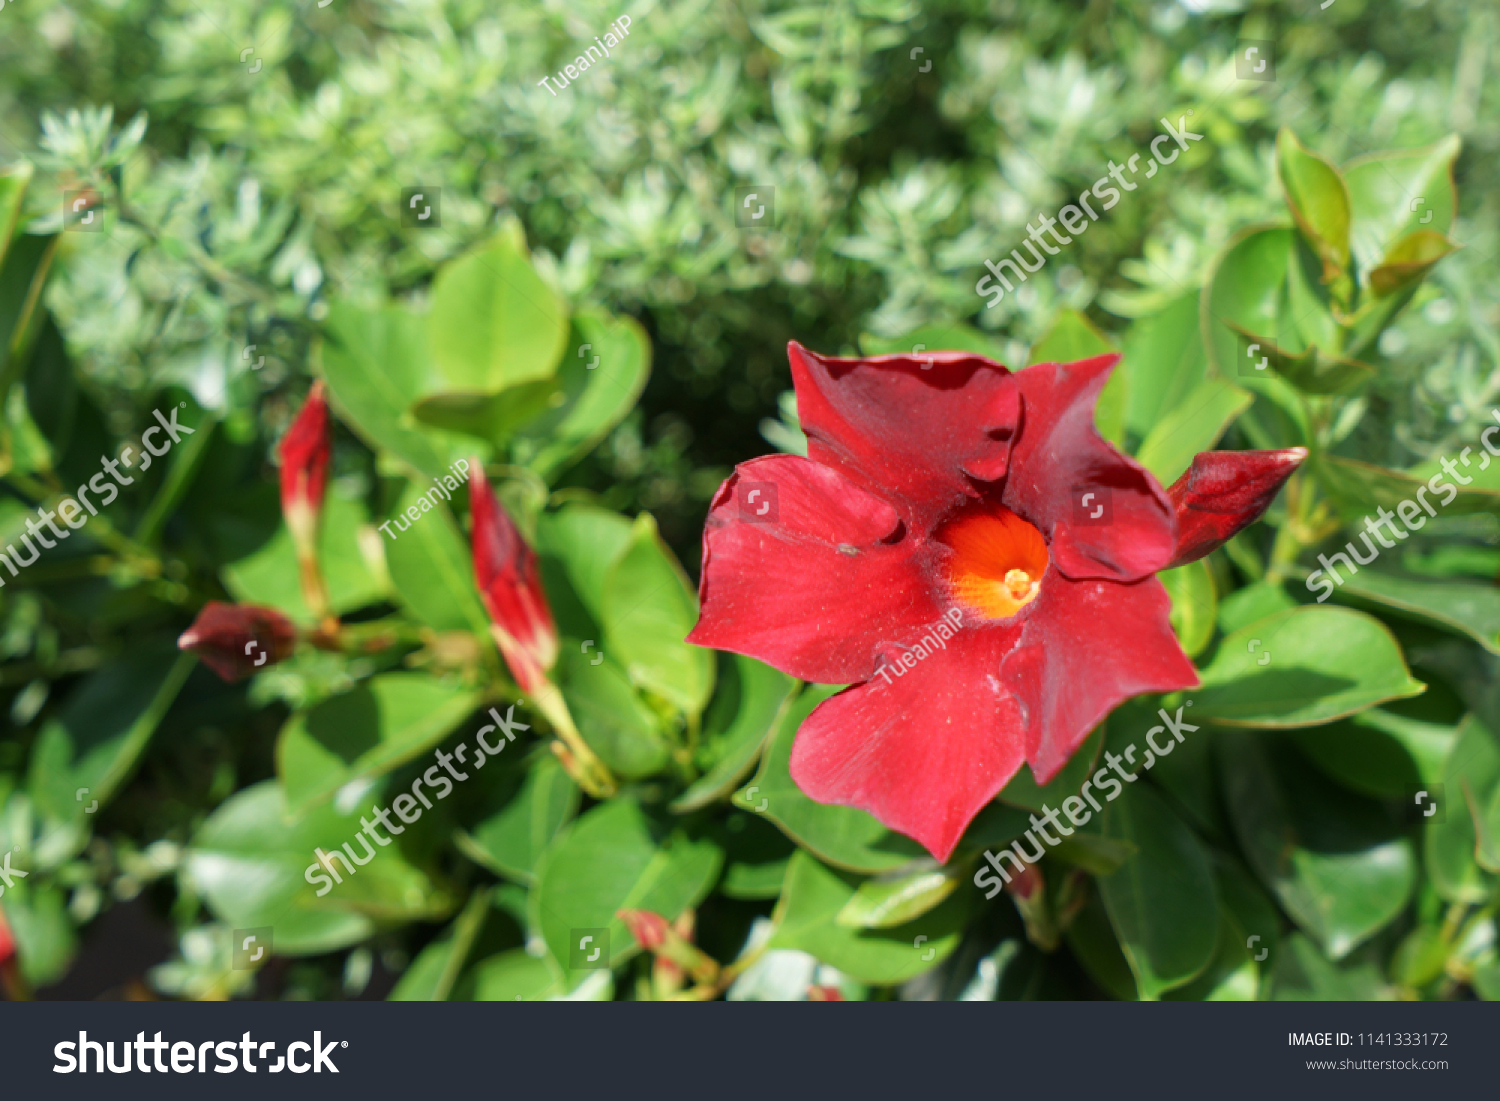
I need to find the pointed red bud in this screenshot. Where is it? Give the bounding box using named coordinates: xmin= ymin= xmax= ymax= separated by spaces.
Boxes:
xmin=279 ymin=381 xmax=332 ymax=535
xmin=1165 ymin=447 xmax=1308 ymax=568
xmin=469 ymin=460 xmax=558 ymax=693
xmin=178 ymin=602 xmax=297 ymax=683
xmin=807 ymin=985 xmax=844 ymax=1001
xmin=618 ymin=909 xmax=671 ymax=951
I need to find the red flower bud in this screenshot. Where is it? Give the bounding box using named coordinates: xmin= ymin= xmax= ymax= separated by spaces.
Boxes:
xmin=807 ymin=985 xmax=844 ymax=1001
xmin=178 ymin=602 xmax=297 ymax=683
xmin=0 ymin=904 xmax=14 ymax=968
xmin=617 ymin=908 xmax=671 ymax=951
xmin=278 ymin=381 xmax=331 ymax=532
xmin=469 ymin=460 xmax=558 ymax=693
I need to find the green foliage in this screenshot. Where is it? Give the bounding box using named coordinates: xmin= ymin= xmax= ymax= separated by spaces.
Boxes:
xmin=2 ymin=0 xmax=1498 ymax=1004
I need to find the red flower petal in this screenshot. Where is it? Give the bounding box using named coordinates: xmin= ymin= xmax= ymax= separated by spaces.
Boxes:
xmin=469 ymin=461 xmax=558 ymax=692
xmin=1001 ymin=573 xmax=1198 ymax=783
xmin=688 ymin=454 xmax=948 ymax=684
xmin=1003 ymin=356 xmax=1177 ymax=582
xmin=788 ymin=342 xmax=1021 ymax=533
xmin=1165 ymin=448 xmax=1308 ymax=567
xmin=789 ymin=627 xmax=1028 ymax=863
xmin=178 ymin=602 xmax=297 ymax=683
xmin=278 ymin=381 xmax=331 ymax=523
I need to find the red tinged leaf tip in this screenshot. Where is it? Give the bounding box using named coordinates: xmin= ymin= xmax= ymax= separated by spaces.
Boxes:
xmin=177 ymin=602 xmax=296 ymax=683
xmin=1165 ymin=447 xmax=1309 ymax=568
xmin=691 ymin=344 xmax=1212 ymax=862
xmin=468 ymin=460 xmax=558 ymax=693
xmin=278 ymin=381 xmax=332 ymax=527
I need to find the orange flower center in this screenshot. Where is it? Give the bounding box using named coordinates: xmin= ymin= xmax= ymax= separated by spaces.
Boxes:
xmin=940 ymin=507 xmax=1048 ymax=621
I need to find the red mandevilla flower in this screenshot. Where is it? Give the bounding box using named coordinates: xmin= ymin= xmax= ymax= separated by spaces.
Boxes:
xmin=689 ymin=344 xmax=1306 ymax=862
xmin=278 ymin=381 xmax=331 ymax=534
xmin=178 ymin=601 xmax=297 ymax=683
xmin=469 ymin=460 xmax=559 ymax=694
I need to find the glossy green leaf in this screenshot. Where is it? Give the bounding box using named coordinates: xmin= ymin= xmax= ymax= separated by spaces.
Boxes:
xmin=1134 ymin=378 xmax=1252 ymax=485
xmin=383 ymin=479 xmax=491 ymax=636
xmin=1314 ymin=455 xmax=1500 ymax=520
xmin=717 ymin=813 xmax=795 ymax=900
xmin=535 ymin=502 xmax=634 ymax=629
xmin=997 ymin=726 xmax=1104 ymax=813
xmin=1276 ymin=128 xmax=1351 ymax=280
xmin=1292 ymin=708 xmax=1455 ymax=800
xmin=186 ymin=780 xmax=453 ymax=956
xmin=768 ymin=851 xmax=970 ymax=984
xmin=1425 ymin=717 xmax=1500 ymax=900
xmin=427 ymin=228 xmax=569 ymax=394
xmin=1326 ymin=568 xmax=1500 ymax=655
xmin=389 ymin=887 xmax=494 ymax=1001
xmin=1098 ymin=782 xmax=1219 ymax=998
xmin=1160 ymin=559 xmax=1217 ymax=658
xmin=0 ymin=162 xmax=32 ymax=269
xmin=601 ymin=512 xmax=714 ymax=716
xmin=222 ymin=492 xmax=387 ymax=624
xmin=515 ymin=311 xmax=651 ymax=479
xmin=1064 ymin=889 xmax=1137 ymax=1000
xmin=1219 ymin=731 xmax=1416 ymax=959
xmin=456 ymin=752 xmax=579 ymax=885
xmin=557 ymin=647 xmax=672 ymax=779
xmin=1027 ymin=309 xmax=1124 ymax=444
xmin=1122 ymin=292 xmax=1207 ymax=439
xmin=673 ymin=653 xmax=797 ymax=812
xmin=1270 ymin=934 xmax=1388 ymax=1000
xmin=459 ymin=948 xmax=564 ymax=1001
xmin=836 ymin=862 xmax=963 ymax=929
xmin=1343 ymin=134 xmax=1460 ymax=276
xmin=531 ymin=796 xmax=722 ymax=971
xmin=276 ymin=672 xmax=483 ymax=813
xmin=1194 ymin=607 xmax=1425 ymax=727
xmin=735 ymin=684 xmax=926 ymax=873
xmin=408 ymin=381 xmax=559 ymax=444
xmin=2 ymin=880 xmax=76 ymax=988
xmin=1369 ymin=229 xmax=1459 ymax=297
xmin=319 ymin=302 xmax=459 ymax=479
xmin=27 ymin=650 xmax=194 ymax=830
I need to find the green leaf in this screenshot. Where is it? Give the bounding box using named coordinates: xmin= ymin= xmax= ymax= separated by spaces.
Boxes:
xmin=1292 ymin=708 xmax=1456 ymax=800
xmin=2 ymin=880 xmax=76 ymax=988
xmin=1425 ymin=717 xmax=1500 ymax=900
xmin=1315 ymin=455 xmax=1500 ymax=520
xmin=0 ymin=162 xmax=33 ymax=270
xmin=276 ymin=672 xmax=483 ymax=813
xmin=1160 ymin=559 xmax=1217 ymax=658
xmin=997 ymin=726 xmax=1104 ymax=813
xmin=556 ymin=647 xmax=673 ymax=779
xmin=1271 ymin=934 xmax=1388 ymax=1000
xmin=535 ymin=502 xmax=635 ymax=630
xmin=319 ymin=302 xmax=460 ymax=479
xmin=717 ymin=813 xmax=795 ymax=900
xmin=186 ymin=780 xmax=454 ymax=955
xmin=859 ymin=323 xmax=1009 ymax=361
xmin=735 ymin=684 xmax=926 ymax=873
xmin=407 ymin=381 xmax=558 ymax=445
xmin=1276 ymin=128 xmax=1351 ymax=281
xmin=1026 ymin=309 xmax=1124 ymax=445
xmin=1121 ymin=291 xmax=1208 ymax=439
xmin=835 ymin=862 xmax=964 ymax=929
xmin=1134 ymin=378 xmax=1252 ymax=485
xmin=1064 ymin=889 xmax=1137 ymax=1000
xmin=1098 ymin=782 xmax=1219 ymax=998
xmin=1223 ymin=321 xmax=1374 ymax=394
xmin=382 ymin=479 xmax=491 ymax=636
xmin=456 ymin=752 xmax=579 ymax=885
xmin=27 ymin=650 xmax=194 ymax=830
xmin=1368 ymin=229 xmax=1459 ymax=297
xmin=601 ymin=513 xmax=714 ymax=716
xmin=673 ymin=653 xmax=797 ymax=813
xmin=768 ymin=851 xmax=970 ymax=984
xmin=1217 ymin=579 xmax=1297 ymax=636
xmin=1050 ymin=832 xmax=1138 ymax=876
xmin=531 ymin=797 xmax=722 ymax=971
xmin=427 ymin=228 xmax=569 ymax=394
xmin=1326 ymin=568 xmax=1500 ymax=655
xmin=389 ymin=886 xmax=494 ymax=1001
xmin=1193 ymin=607 xmax=1425 ymax=727
xmin=459 ymin=949 xmax=564 ymax=1001
xmin=1343 ymin=134 xmax=1460 ymax=277
xmin=515 ymin=311 xmax=651 ymax=479
xmin=1219 ymin=731 xmax=1416 ymax=959
xmin=222 ymin=492 xmax=387 ymax=625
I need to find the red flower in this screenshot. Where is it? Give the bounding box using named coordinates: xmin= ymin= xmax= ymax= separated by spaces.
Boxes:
xmin=689 ymin=344 xmax=1305 ymax=862
xmin=178 ymin=602 xmax=297 ymax=683
xmin=278 ymin=381 xmax=331 ymax=534
xmin=469 ymin=460 xmax=558 ymax=694
xmin=0 ymin=903 xmax=14 ymax=967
